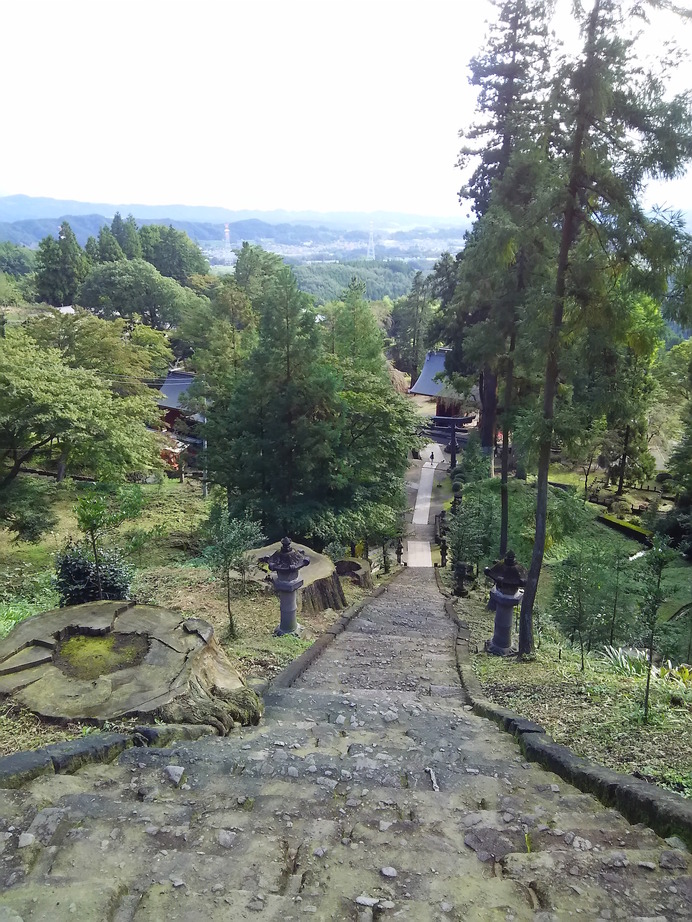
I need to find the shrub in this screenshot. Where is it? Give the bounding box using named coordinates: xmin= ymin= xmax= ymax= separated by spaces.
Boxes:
xmin=324 ymin=541 xmax=347 ymax=562
xmin=611 ymin=499 xmax=630 ymax=520
xmin=55 ymin=541 xmax=132 ymax=607
xmin=599 ymin=645 xmax=650 ymax=676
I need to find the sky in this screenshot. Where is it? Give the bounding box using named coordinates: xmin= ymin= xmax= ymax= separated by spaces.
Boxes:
xmin=2 ymin=0 xmax=692 ymax=218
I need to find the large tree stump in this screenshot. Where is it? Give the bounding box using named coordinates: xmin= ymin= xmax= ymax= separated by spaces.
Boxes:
xmin=335 ymin=558 xmax=373 ymax=590
xmin=0 ymin=601 xmax=262 ymax=734
xmin=246 ymin=542 xmax=346 ymax=615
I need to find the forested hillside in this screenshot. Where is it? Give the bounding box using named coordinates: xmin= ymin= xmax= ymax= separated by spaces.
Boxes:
xmin=292 ymin=260 xmax=429 ymax=303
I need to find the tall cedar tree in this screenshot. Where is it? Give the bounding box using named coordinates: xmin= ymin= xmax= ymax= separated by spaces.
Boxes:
xmin=518 ymin=0 xmax=692 ymax=654
xmin=445 ymin=0 xmax=555 ymax=544
xmin=207 ymin=267 xmax=344 ymax=537
xmin=389 ymin=272 xmax=435 ymax=382
xmin=35 ymin=222 xmax=89 ymax=306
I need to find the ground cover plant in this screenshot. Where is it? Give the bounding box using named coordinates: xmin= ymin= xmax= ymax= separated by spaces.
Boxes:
xmin=439 ymin=460 xmax=692 ymax=797
xmin=456 ymin=588 xmax=692 ymax=798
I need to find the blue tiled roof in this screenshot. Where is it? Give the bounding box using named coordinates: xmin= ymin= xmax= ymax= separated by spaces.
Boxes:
xmin=158 ymin=372 xmax=196 ymax=411
xmin=409 ymin=350 xmax=460 ymax=398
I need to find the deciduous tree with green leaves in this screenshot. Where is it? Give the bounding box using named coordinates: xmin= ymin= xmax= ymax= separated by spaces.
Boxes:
xmin=79 ymin=258 xmax=203 ymax=329
xmin=75 ymin=486 xmax=143 ymax=600
xmin=139 ymin=224 xmax=207 ymax=283
xmin=0 ymin=329 xmax=161 ymax=495
xmin=22 ymin=310 xmax=172 ymax=398
xmin=201 ymin=506 xmax=264 ymax=638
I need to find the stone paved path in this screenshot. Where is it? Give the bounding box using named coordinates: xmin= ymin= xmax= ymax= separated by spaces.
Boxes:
xmin=0 ymin=567 xmax=690 ymax=921
xmin=406 ymin=440 xmax=445 ymax=567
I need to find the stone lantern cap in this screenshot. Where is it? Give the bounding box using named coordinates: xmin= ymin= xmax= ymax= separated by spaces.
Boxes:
xmin=266 ymin=537 xmax=310 ymax=575
xmin=484 ymin=550 xmax=527 ymax=592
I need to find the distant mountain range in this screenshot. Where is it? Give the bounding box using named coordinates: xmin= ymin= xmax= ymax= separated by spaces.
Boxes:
xmin=0 ymin=195 xmax=472 ymax=261
xmin=0 ymin=194 xmax=468 ymax=233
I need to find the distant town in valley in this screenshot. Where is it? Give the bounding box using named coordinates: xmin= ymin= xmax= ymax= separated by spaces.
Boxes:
xmin=0 ymin=194 xmax=471 ymax=266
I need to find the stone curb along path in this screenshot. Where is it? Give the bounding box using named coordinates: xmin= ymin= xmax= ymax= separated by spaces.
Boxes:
xmin=441 ymin=596 xmax=692 ymax=851
xmin=0 ymin=565 xmax=690 ymax=921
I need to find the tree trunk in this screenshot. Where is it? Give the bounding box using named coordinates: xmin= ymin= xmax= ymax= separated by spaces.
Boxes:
xmin=226 ymin=573 xmax=237 ymax=639
xmin=518 ymin=0 xmax=600 ymax=657
xmin=617 ymin=424 xmax=630 ymax=495
xmin=499 ymin=331 xmax=516 ymax=558
xmin=643 ymin=627 xmax=655 ymax=722
xmin=90 ymin=531 xmax=103 ymax=601
xmin=0 ymin=438 xmax=53 ymax=489
xmin=480 ymin=365 xmax=498 ymax=476
xmin=56 ymin=446 xmax=69 ymax=483
xmin=609 ymin=567 xmax=620 ymax=646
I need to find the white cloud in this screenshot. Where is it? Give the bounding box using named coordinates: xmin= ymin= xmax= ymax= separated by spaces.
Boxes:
xmin=1 ymin=0 xmax=690 ymax=216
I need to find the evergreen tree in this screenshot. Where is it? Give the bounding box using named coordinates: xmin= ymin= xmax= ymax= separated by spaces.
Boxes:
xmin=233 ymin=242 xmax=283 ymax=307
xmin=551 ymin=541 xmax=609 ymax=670
xmin=328 ymin=278 xmax=386 ymax=376
xmin=98 ymin=226 xmax=126 ymax=263
xmin=389 ymin=271 xmax=435 ymax=381
xmin=35 ymin=221 xmax=89 ymax=306
xmin=85 ymin=235 xmax=99 ymax=263
xmin=120 ymin=214 xmax=142 ymax=259
xmin=457 ymin=0 xmax=555 ymax=217
xmin=442 ymin=0 xmax=557 ymax=540
xmin=207 ymin=267 xmax=344 ymax=537
xmin=518 ymin=0 xmax=692 ymax=655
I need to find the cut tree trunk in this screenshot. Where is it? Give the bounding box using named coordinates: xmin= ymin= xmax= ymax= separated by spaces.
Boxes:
xmin=0 ymin=601 xmax=263 ymax=734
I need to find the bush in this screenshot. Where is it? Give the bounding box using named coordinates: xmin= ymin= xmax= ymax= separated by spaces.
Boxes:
xmin=655 ymin=471 xmax=672 ymax=484
xmin=55 ymin=541 xmax=132 ymax=607
xmin=654 ymin=505 xmax=692 ymax=557
xmin=611 ymin=499 xmax=630 ymax=520
xmin=324 ymin=541 xmax=347 ymax=562
xmin=0 ymin=479 xmax=59 ymax=542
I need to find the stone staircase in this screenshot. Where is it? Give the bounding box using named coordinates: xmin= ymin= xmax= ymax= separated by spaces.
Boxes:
xmin=0 ymin=568 xmax=690 ymax=921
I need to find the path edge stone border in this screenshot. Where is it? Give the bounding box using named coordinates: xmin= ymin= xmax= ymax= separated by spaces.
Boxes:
xmin=0 ymin=723 xmax=215 ymax=790
xmin=269 ymin=581 xmax=394 ymax=689
xmin=442 ymin=598 xmax=692 ymax=850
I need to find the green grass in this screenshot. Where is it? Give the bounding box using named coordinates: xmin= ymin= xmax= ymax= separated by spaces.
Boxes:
xmin=659 ymin=557 xmax=692 ymax=622
xmin=459 ymin=589 xmax=692 ymax=798
xmin=599 ymin=512 xmax=652 ymax=538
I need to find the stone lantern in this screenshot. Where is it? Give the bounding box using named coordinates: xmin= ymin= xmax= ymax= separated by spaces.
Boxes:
xmin=484 ymin=550 xmax=527 ymax=656
xmin=267 ymin=537 xmax=311 ymax=636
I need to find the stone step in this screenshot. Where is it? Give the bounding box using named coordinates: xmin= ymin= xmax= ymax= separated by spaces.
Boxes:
xmin=1 ymin=566 xmax=690 ymax=919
